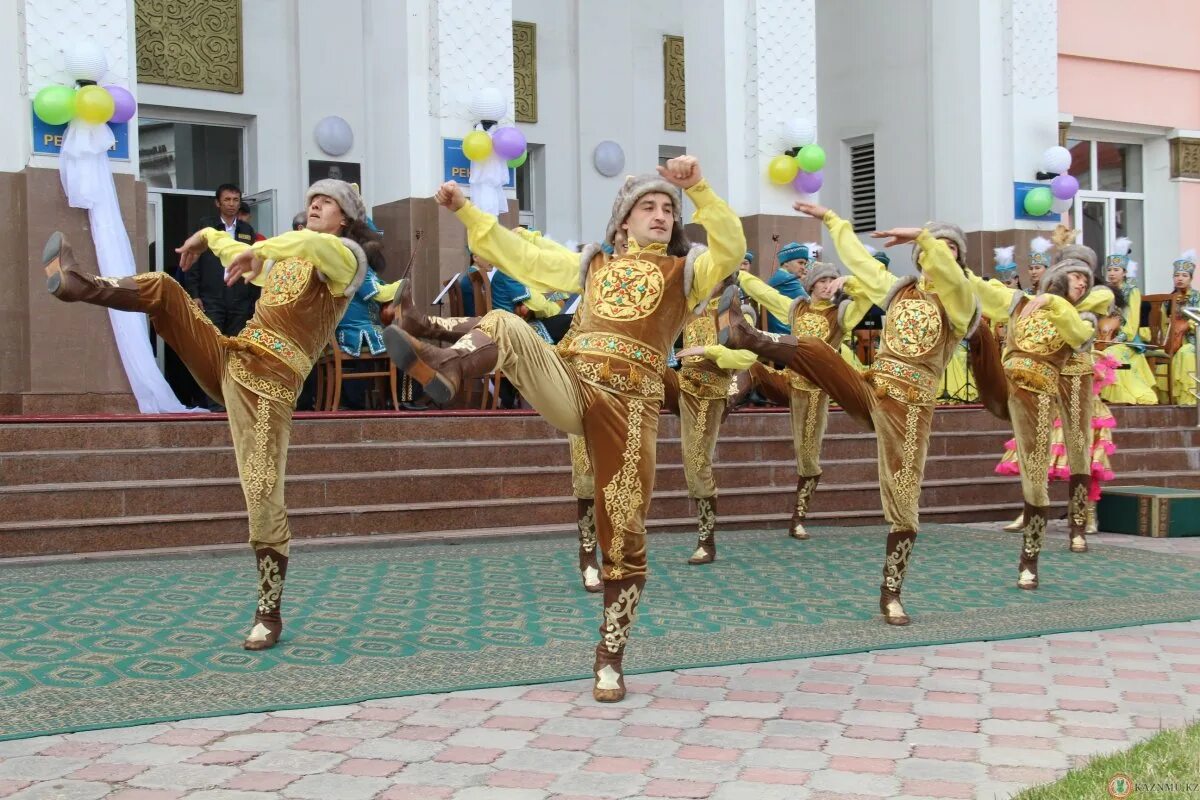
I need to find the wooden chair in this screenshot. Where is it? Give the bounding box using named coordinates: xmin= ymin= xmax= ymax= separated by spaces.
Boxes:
xmin=853 ymin=329 xmax=880 ymax=367
xmin=314 ymin=333 xmax=400 ymax=411
xmin=1141 ymin=293 xmax=1174 ymax=402
xmin=444 ymin=268 xmax=503 ymax=409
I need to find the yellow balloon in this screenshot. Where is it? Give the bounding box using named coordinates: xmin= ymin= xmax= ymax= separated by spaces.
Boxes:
xmin=767 ymin=154 xmax=799 ymax=185
xmin=462 ymin=130 xmax=493 ymax=162
xmin=75 ymin=85 xmax=115 ymax=124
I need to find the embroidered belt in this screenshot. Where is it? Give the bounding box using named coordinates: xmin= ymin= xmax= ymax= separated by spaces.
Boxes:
xmin=869 ymin=357 xmax=938 ymax=396
xmin=236 ymin=324 xmax=313 ymax=376
xmin=571 ymin=357 xmax=665 ymax=401
xmin=228 ymin=357 xmax=298 ymax=404
xmin=1004 ymin=355 xmax=1059 ymax=395
xmin=870 ymin=373 xmax=937 ymax=406
xmin=567 ymin=332 xmax=666 ymax=376
xmin=680 ymin=365 xmax=732 ymax=400
xmin=1060 ymin=351 xmax=1093 ymax=376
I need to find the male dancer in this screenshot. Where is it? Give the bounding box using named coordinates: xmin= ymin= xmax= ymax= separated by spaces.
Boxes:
xmin=45 ymin=179 xmax=374 ymax=651
xmin=385 ymin=156 xmax=745 ymax=700
xmin=718 ymin=201 xmax=979 ymax=626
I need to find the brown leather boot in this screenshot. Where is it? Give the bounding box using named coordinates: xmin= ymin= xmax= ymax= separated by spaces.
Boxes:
xmin=687 ymin=496 xmax=717 ymax=564
xmin=789 ymin=474 xmax=820 ymax=540
xmin=244 ymin=548 xmax=288 ymax=650
xmin=43 ymin=232 xmax=143 ymax=311
xmin=880 ymin=529 xmax=917 ymax=626
xmin=717 ymin=286 xmax=799 ymax=362
xmin=577 ymin=498 xmax=602 ymax=593
xmin=383 ymin=326 xmax=497 ymax=405
xmin=593 ymin=576 xmax=645 ymax=702
xmin=1018 ymin=503 xmax=1046 ymax=590
xmin=1067 ymin=475 xmax=1089 ymax=553
xmin=385 ymin=278 xmax=480 ymax=343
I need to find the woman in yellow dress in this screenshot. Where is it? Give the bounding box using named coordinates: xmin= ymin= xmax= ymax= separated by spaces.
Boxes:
xmin=1101 ymin=238 xmax=1158 ymax=404
xmin=1166 ymin=250 xmax=1198 ymax=404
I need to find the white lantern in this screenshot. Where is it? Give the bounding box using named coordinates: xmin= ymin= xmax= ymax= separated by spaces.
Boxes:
xmin=593 ymin=141 xmax=625 ymax=177
xmin=1040 ymin=145 xmax=1072 ymax=175
xmin=783 ymin=118 xmax=816 ymax=149
xmin=65 ymin=41 xmax=109 ymax=83
xmin=469 ymin=88 xmax=507 ymax=121
xmin=314 ymin=116 xmax=354 ymax=157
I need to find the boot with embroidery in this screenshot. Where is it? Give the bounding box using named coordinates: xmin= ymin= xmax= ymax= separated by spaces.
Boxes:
xmin=1018 ymin=503 xmax=1046 ymax=590
xmin=592 ymin=576 xmax=645 ymax=703
xmin=1002 ymin=512 xmax=1026 ymax=532
xmin=577 ymin=499 xmax=602 ymax=593
xmin=789 ymin=475 xmax=821 ymax=540
xmin=244 ymin=548 xmax=288 ymax=650
xmin=687 ymin=496 xmax=717 ymax=564
xmin=383 ymin=278 xmax=479 ymax=343
xmin=1085 ymin=501 xmax=1098 ymax=535
xmin=383 ymin=327 xmax=497 ymax=405
xmin=1067 ymin=474 xmax=1089 ymax=553
xmin=717 ymin=286 xmax=798 ymax=362
xmin=43 ymin=232 xmax=143 ymax=311
xmin=879 ymin=529 xmax=917 ymax=626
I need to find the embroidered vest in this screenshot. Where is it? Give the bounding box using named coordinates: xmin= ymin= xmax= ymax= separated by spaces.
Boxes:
xmin=785 ymin=299 xmax=842 ymax=392
xmin=678 ymin=297 xmax=732 ymax=400
xmin=868 ymin=278 xmax=963 ymax=406
xmin=1002 ymin=295 xmax=1076 ymax=395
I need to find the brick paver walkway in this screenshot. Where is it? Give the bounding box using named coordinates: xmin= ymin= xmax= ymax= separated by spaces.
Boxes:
xmin=2 ymin=529 xmax=1198 ymax=800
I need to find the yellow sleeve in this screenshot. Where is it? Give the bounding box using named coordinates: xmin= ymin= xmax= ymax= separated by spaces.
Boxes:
xmin=1122 ymin=288 xmax=1141 ymax=340
xmin=202 ymin=228 xmax=251 ymax=266
xmin=839 ymin=284 xmax=874 ymax=330
xmin=966 ymin=270 xmax=1018 ymax=321
xmin=374 ymin=280 xmax=402 ymax=304
xmin=915 ymin=229 xmax=977 ymax=335
xmin=251 ymin=230 xmax=359 ymax=296
xmin=737 ymin=270 xmax=793 ymax=321
xmin=522 ymin=290 xmax=563 ymax=319
xmin=1076 ymin=286 xmax=1114 ymax=316
xmin=513 ymin=227 xmax=576 ymax=255
xmin=823 ymin=211 xmax=896 ymax=305
xmin=456 ymin=202 xmax=581 ymax=293
xmin=703 ymin=345 xmax=759 ymax=370
xmin=1042 ymin=294 xmax=1096 ymax=349
xmin=684 ymin=180 xmax=749 ymax=308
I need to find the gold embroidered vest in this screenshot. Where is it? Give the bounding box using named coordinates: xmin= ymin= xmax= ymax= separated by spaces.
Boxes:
xmin=786 ymin=299 xmax=842 ymax=392
xmin=1002 ymin=295 xmax=1075 ymax=395
xmin=678 ymin=297 xmax=732 ymax=400
xmin=868 ymin=280 xmax=960 ymax=406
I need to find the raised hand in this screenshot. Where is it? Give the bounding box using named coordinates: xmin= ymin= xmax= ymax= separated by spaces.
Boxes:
xmin=656 ymin=155 xmax=702 ymax=189
xmin=434 ymin=181 xmax=466 ymax=212
xmin=870 ymin=228 xmax=924 ymax=248
xmin=1019 ymin=294 xmax=1050 ymax=319
xmin=793 ymin=201 xmax=830 ymax=219
xmin=175 ymin=230 xmax=210 ymax=272
xmin=224 ymin=248 xmax=263 ymax=287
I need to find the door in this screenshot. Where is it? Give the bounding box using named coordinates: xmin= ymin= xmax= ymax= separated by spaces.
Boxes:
xmin=146 ymin=193 xmax=166 ymax=373
xmin=243 ymin=189 xmax=276 ymax=238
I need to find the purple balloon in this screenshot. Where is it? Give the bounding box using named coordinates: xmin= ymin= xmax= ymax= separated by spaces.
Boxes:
xmin=792 ymin=169 xmax=824 ymax=194
xmin=103 ymin=84 xmax=136 ymax=123
xmin=1051 ymin=173 xmax=1079 ymax=200
xmin=490 ymin=126 xmax=527 ymax=160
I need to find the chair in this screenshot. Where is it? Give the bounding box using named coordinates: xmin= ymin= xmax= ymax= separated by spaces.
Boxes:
xmin=853 ymin=329 xmax=879 ymax=367
xmin=314 ymin=333 xmax=400 ymax=411
xmin=440 ymin=268 xmax=504 ymax=409
xmin=1141 ymin=293 xmax=1174 ymax=402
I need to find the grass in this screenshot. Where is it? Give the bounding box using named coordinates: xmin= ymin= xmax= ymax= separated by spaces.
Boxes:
xmin=1014 ymin=721 xmax=1200 ymax=799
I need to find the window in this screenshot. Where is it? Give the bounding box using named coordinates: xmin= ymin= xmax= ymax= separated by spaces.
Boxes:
xmin=847 ymin=136 xmax=876 ymax=233
xmin=1069 ymin=138 xmax=1146 ymax=288
xmin=138 ymin=119 xmax=243 ymax=192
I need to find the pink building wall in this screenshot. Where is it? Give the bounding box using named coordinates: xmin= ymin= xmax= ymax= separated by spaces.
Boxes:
xmin=1059 ymin=0 xmax=1200 ymax=256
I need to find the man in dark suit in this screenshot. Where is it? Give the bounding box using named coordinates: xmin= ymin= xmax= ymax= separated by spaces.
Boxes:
xmin=183 ymin=183 xmax=261 ymax=337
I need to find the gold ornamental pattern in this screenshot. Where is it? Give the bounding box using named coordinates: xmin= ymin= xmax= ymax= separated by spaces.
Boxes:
xmin=1012 ymin=312 xmax=1065 ymax=355
xmin=260 ymin=259 xmax=313 ymax=307
xmin=136 ymin=0 xmax=243 ymax=93
xmin=793 ymin=311 xmax=831 ymax=342
xmin=884 ymin=298 xmax=943 ymax=358
xmin=589 ymin=260 xmax=666 ymax=322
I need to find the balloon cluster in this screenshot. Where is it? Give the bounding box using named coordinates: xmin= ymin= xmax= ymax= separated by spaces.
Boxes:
xmin=1024 ymin=145 xmax=1078 ymax=217
xmin=33 ymin=83 xmax=136 ymax=127
xmin=766 ymin=118 xmax=825 ymax=194
xmin=462 ymin=88 xmax=528 ymax=168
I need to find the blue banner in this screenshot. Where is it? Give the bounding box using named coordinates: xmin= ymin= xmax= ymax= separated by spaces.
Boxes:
xmin=32 ymin=116 xmax=130 ymax=160
xmin=1013 ymin=181 xmax=1062 ymax=223
xmin=443 ymin=138 xmax=515 ymax=187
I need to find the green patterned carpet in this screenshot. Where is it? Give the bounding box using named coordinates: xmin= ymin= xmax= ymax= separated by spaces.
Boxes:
xmin=2 ymin=524 xmax=1199 ymax=741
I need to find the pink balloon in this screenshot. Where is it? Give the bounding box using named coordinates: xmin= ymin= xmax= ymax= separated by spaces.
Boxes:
xmin=1051 ymin=173 xmax=1079 ymax=200
xmin=103 ymin=84 xmax=137 ymax=124
xmin=490 ymin=126 xmax=527 ymax=160
xmin=792 ymin=169 xmax=824 ymax=194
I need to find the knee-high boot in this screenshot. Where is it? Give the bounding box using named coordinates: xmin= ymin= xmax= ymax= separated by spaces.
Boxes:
xmin=383 ymin=278 xmax=480 ymax=343
xmin=592 ymin=576 xmax=645 ymax=703
xmin=577 ymin=499 xmax=602 ymax=593
xmin=880 ymin=530 xmax=917 ymax=626
xmin=1067 ymin=475 xmax=1089 ymax=553
xmin=383 ymin=327 xmax=498 ymax=405
xmin=687 ymin=496 xmax=717 ymax=564
xmin=244 ymin=547 xmax=289 ymax=650
xmin=1018 ymin=503 xmax=1046 ymax=590
xmin=789 ymin=474 xmax=821 ymax=540
xmin=43 ymin=232 xmax=143 ymax=311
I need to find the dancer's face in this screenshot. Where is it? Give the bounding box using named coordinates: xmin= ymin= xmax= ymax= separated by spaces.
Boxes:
xmin=811 ymin=276 xmax=837 ymax=301
xmin=1028 ymin=263 xmax=1046 ymax=285
xmin=306 ymin=195 xmax=348 ymax=235
xmin=1106 ymin=265 xmax=1125 ymax=287
xmin=1067 ymin=272 xmax=1089 ymax=303
xmin=1174 ymin=272 xmax=1191 ymax=291
xmin=622 ymin=192 xmax=674 ymax=246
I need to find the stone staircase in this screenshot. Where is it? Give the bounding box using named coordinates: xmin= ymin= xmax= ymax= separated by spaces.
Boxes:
xmin=1 ymin=406 xmax=1197 ymax=558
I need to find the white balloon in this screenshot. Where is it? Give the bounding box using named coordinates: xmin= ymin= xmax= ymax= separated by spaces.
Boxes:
xmin=65 ymin=41 xmax=108 ymax=82
xmin=1051 ymin=196 xmax=1073 ymax=214
xmin=593 ymin=141 xmax=625 ymax=177
xmin=783 ymin=118 xmax=816 ymax=148
xmin=469 ymin=88 xmax=507 ymax=121
xmin=1041 ymin=145 xmax=1072 ymax=175
xmin=314 ymin=116 xmax=354 ymax=157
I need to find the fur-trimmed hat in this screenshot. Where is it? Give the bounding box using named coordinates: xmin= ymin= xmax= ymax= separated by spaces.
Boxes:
xmin=306 ymin=179 xmax=367 ymax=223
xmin=604 ymin=174 xmax=684 ymax=252
xmin=802 ymin=261 xmax=840 ymax=294
xmin=915 ymin=221 xmax=967 ymax=270
xmin=777 ymin=241 xmax=810 ymax=265
xmin=1029 ymin=236 xmax=1053 ymax=268
xmin=1174 ymin=248 xmax=1196 ymax=276
xmin=1105 ymin=237 xmax=1132 ymax=272
xmin=993 ymin=245 xmax=1017 ymax=277
xmin=1040 ymin=257 xmax=1094 ymax=297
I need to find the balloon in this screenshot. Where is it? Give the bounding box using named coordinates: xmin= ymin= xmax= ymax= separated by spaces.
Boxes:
xmin=462 ymin=130 xmax=493 ymax=162
xmin=593 ymin=140 xmax=625 ymax=177
xmin=491 ymin=126 xmax=526 ymax=160
xmin=75 ymin=85 xmax=114 ymax=124
xmin=1051 ymin=173 xmax=1079 ymax=200
xmin=1023 ymin=186 xmax=1053 ymax=216
xmin=1051 ymin=196 xmax=1073 ymax=214
xmin=1041 ymin=145 xmax=1072 ymax=175
xmin=783 ymin=118 xmax=816 ymax=148
xmin=767 ymin=154 xmax=799 ymax=185
xmin=103 ymin=84 xmax=137 ymax=124
xmin=507 ymin=152 xmax=528 ymax=169
xmin=792 ymin=170 xmax=824 ymax=194
xmin=33 ymin=85 xmax=75 ymax=125
xmin=796 ymin=144 xmax=826 ymax=173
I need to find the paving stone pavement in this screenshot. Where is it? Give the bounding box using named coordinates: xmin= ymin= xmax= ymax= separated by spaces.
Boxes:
xmin=2 ymin=530 xmax=1199 ymax=800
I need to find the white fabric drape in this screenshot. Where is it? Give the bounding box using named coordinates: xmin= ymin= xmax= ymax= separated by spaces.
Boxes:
xmin=59 ymin=121 xmax=200 ymax=413
xmin=468 ymin=152 xmax=509 ymax=217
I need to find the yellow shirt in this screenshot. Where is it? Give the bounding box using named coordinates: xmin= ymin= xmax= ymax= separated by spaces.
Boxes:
xmin=966 ymin=271 xmax=1095 ymax=349
xmin=203 ymin=228 xmax=360 ymax=297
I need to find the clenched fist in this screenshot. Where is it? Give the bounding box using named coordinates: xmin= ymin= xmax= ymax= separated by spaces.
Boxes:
xmin=434 ymin=181 xmax=466 ymax=212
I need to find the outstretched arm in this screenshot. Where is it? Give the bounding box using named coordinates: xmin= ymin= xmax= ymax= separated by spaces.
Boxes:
xmin=794 ymin=202 xmax=896 ymax=306
xmin=964 ymin=270 xmax=1019 ymax=322
xmin=871 ymin=225 xmax=977 ymax=336
xmin=737 ymin=270 xmax=793 ymax=321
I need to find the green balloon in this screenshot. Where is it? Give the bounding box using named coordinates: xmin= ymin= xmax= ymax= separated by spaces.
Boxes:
xmin=1023 ymin=186 xmax=1053 ymax=216
xmin=796 ymin=144 xmax=826 ymax=173
xmin=507 ymin=152 xmax=528 ymax=168
xmin=33 ymin=85 xmax=75 ymax=126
